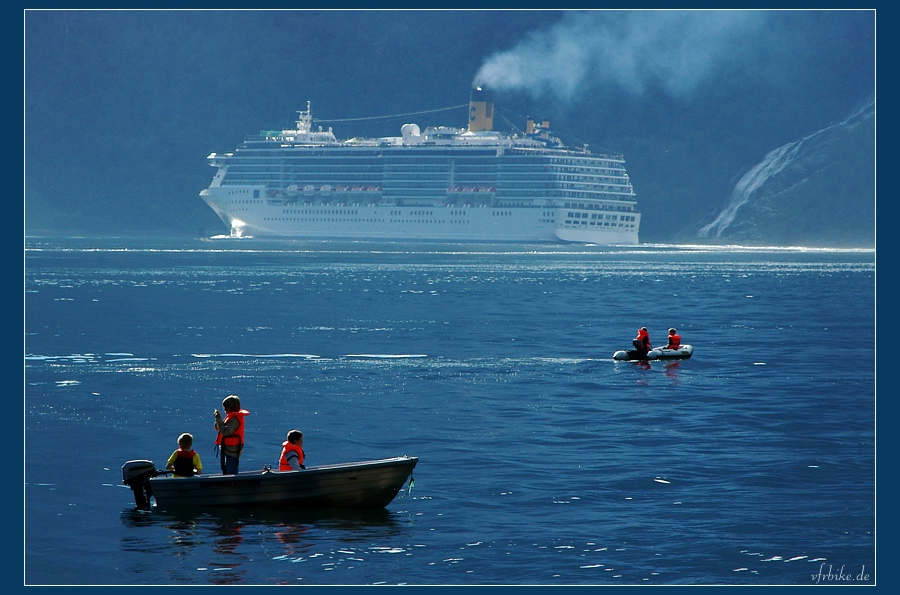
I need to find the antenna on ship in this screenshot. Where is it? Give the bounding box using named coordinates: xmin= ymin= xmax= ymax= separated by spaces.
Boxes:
xmin=295 ymin=100 xmax=312 ymax=132
xmin=468 ymin=86 xmax=494 ymax=132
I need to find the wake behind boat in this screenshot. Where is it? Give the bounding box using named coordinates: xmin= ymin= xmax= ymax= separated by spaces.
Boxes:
xmin=122 ymin=455 xmax=417 ymax=511
xmin=613 ymin=345 xmax=694 ymax=361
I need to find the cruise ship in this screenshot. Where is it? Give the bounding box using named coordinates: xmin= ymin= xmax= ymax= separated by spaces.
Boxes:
xmin=200 ymin=88 xmax=641 ymax=243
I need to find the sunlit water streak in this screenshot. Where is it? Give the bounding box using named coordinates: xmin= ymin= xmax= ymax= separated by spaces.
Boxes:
xmin=25 ymin=237 xmax=875 ymax=586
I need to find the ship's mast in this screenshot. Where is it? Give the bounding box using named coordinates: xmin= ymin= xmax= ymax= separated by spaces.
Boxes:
xmin=295 ymin=101 xmax=312 ymax=133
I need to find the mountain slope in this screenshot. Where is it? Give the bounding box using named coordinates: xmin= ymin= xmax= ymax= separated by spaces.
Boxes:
xmin=689 ymin=98 xmax=875 ymax=247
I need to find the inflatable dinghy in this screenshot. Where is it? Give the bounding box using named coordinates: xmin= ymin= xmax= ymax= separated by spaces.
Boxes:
xmin=613 ymin=344 xmax=694 ymax=361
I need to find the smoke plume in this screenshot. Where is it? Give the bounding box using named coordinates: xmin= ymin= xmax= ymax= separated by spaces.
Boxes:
xmin=474 ymin=10 xmax=767 ymax=101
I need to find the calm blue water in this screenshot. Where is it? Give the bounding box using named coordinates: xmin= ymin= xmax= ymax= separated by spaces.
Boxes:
xmin=24 ymin=237 xmax=876 ymax=586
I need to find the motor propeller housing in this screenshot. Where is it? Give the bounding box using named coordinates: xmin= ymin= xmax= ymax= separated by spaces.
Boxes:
xmin=122 ymin=460 xmax=159 ymax=509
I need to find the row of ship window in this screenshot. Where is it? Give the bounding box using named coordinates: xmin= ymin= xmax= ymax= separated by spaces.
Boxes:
xmin=235 ymin=185 xmax=634 ymax=203
xmin=263 ymin=216 xmax=475 ymax=225
xmin=390 ymin=210 xmax=433 ymax=216
xmin=564 ymin=202 xmax=635 ymax=212
xmin=565 ymin=219 xmax=637 ymax=228
xmin=229 ymin=192 xmax=636 ymax=218
xmin=274 ymin=208 xmax=516 ymax=220
xmin=230 ymin=174 xmax=630 ymax=187
xmin=568 ymin=212 xmax=638 ymax=222
xmin=281 ymin=209 xmax=360 ymax=216
xmin=262 ymin=214 xmax=631 ymax=230
xmin=234 ymin=173 xmax=632 ymax=185
xmin=234 ymin=155 xmax=626 ymax=169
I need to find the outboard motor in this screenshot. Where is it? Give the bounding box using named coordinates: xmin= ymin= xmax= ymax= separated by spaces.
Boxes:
xmin=122 ymin=460 xmax=159 ymax=510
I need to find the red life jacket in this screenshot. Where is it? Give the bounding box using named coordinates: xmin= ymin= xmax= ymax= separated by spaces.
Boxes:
xmin=215 ymin=409 xmax=249 ymax=456
xmin=635 ymin=328 xmax=651 ymax=349
xmin=667 ymin=333 xmax=682 ymax=349
xmin=173 ymin=448 xmax=197 ymax=477
xmin=279 ymin=441 xmax=305 ymax=470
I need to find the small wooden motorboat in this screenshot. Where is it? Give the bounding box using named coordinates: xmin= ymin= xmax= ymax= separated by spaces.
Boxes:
xmin=122 ymin=455 xmax=417 ymax=511
xmin=613 ymin=344 xmax=694 ymax=361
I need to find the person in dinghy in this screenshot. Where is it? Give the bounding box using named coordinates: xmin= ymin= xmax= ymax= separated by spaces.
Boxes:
xmin=614 ymin=327 xmax=693 ymax=361
xmin=632 ymin=327 xmax=651 ymax=358
xmin=666 ymin=328 xmax=681 ymax=349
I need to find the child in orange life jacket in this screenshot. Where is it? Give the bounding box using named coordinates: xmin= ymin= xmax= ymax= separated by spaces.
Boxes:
xmin=166 ymin=432 xmax=202 ymax=477
xmin=633 ymin=326 xmax=651 ymax=355
xmin=666 ymin=328 xmax=682 ymax=349
xmin=214 ymin=394 xmax=249 ymax=475
xmin=279 ymin=430 xmax=306 ymax=470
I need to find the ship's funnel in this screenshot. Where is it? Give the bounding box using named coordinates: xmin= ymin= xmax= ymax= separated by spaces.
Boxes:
xmin=468 ymin=86 xmax=494 ymax=132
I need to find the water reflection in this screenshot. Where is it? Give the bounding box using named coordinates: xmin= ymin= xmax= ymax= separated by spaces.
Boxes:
xmin=122 ymin=505 xmax=401 ymax=532
xmin=120 ymin=506 xmax=406 ymax=585
xmin=664 ymin=361 xmax=681 ymax=383
xmin=273 ymin=521 xmax=310 ymax=559
xmin=211 ymin=516 xmax=245 ymax=555
xmin=121 ymin=506 xmax=402 ymax=543
xmin=633 ymin=360 xmax=653 ymax=384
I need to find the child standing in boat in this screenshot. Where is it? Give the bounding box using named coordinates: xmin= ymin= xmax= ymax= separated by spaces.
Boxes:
xmin=214 ymin=394 xmax=249 ymax=475
xmin=166 ymin=432 xmax=202 ymax=477
xmin=279 ymin=430 xmax=306 ymax=470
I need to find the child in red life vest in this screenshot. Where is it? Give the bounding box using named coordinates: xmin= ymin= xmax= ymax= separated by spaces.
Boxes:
xmin=279 ymin=430 xmax=306 ymax=471
xmin=633 ymin=326 xmax=651 ymax=355
xmin=666 ymin=328 xmax=682 ymax=349
xmin=166 ymin=432 xmax=202 ymax=477
xmin=214 ymin=394 xmax=249 ymax=475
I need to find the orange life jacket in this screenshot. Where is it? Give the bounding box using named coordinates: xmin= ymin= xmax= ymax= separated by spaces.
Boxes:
xmin=635 ymin=328 xmax=651 ymax=349
xmin=215 ymin=409 xmax=248 ymax=456
xmin=279 ymin=441 xmax=305 ymax=470
xmin=667 ymin=333 xmax=682 ymax=349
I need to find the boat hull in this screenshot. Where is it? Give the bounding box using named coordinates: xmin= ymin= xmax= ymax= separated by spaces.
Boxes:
xmin=146 ymin=456 xmax=417 ymax=510
xmin=200 ymin=188 xmax=640 ymax=244
xmin=613 ymin=345 xmax=694 ymax=361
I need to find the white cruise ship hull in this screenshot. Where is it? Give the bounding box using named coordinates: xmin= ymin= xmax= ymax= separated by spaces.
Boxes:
xmin=201 ymin=187 xmax=640 ymax=244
